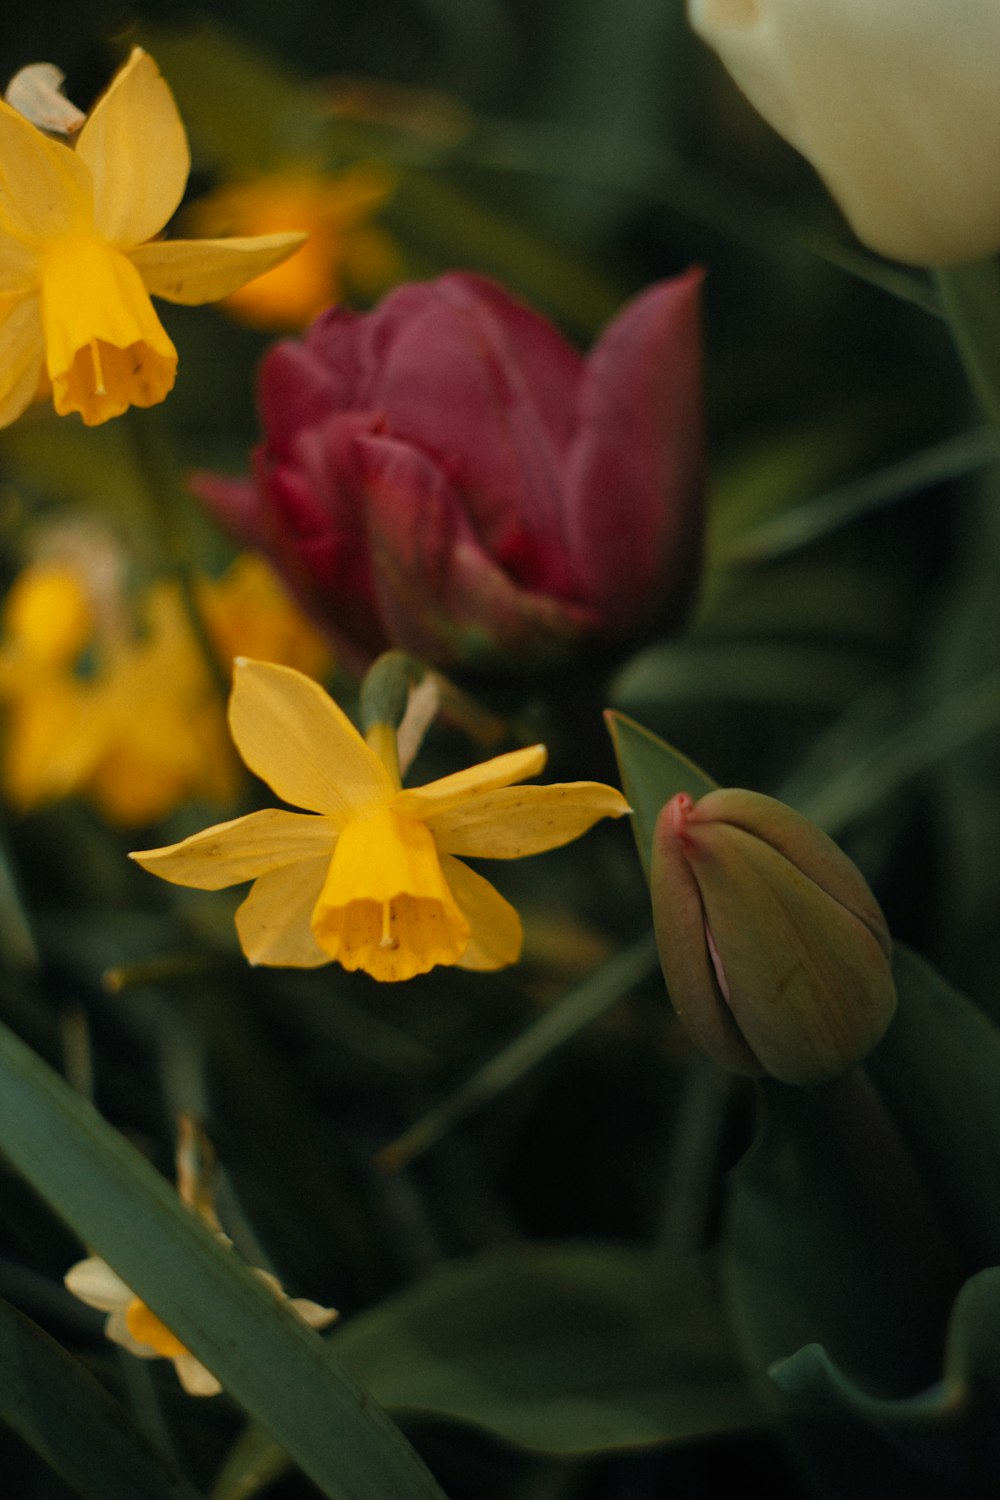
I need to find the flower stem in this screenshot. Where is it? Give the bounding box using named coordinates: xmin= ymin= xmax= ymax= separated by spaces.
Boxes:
xmin=123 ymin=408 xmax=230 ymax=701
xmin=934 ymin=258 xmax=1000 ymax=438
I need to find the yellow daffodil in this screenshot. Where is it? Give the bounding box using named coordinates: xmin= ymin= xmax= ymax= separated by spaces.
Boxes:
xmin=0 ymin=552 xmax=331 ymax=824
xmin=184 ymin=163 xmax=401 ymax=329
xmin=0 ymin=47 xmax=306 ymax=427
xmin=64 ymin=1253 xmax=337 ymax=1396
xmin=131 ymin=659 xmax=630 ymax=980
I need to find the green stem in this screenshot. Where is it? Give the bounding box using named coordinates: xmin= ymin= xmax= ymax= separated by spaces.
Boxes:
xmin=377 ymin=933 xmax=659 ymax=1170
xmin=123 ymin=408 xmax=230 ymax=701
xmin=934 ymin=259 xmax=1000 ymax=436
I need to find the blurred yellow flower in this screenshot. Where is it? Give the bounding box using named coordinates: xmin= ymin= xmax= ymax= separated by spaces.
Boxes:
xmin=64 ymin=1115 xmax=336 ymax=1397
xmin=185 ymin=163 xmax=402 ymax=329
xmin=132 ymin=659 xmax=630 ymax=981
xmin=64 ymin=1254 xmax=337 ymax=1396
xmin=0 ymin=552 xmax=331 ymax=824
xmin=0 ymin=47 xmax=305 ymax=427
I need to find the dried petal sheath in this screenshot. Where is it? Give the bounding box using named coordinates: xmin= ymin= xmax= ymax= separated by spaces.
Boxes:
xmin=132 ymin=659 xmax=630 ymax=980
xmin=651 ymin=790 xmax=897 ymax=1085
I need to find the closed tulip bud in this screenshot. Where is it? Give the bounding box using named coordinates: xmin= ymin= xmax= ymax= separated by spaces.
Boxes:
xmin=193 ymin=270 xmax=703 ymax=672
xmin=651 ymin=788 xmax=896 ymax=1086
xmin=688 ymin=0 xmax=1000 ymax=266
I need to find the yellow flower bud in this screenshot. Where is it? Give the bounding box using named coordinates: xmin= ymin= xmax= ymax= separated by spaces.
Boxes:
xmin=651 ymin=789 xmax=897 ymax=1086
xmin=688 ymin=0 xmax=1000 ymax=265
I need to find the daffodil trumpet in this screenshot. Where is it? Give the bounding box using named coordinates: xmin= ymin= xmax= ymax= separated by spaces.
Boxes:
xmin=131 ymin=659 xmax=630 ymax=981
xmin=0 ymin=48 xmax=305 ymax=427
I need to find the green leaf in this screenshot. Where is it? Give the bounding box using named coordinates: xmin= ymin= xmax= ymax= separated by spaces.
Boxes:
xmin=866 ymin=945 xmax=1000 ymax=1269
xmin=0 ymin=1294 xmax=207 ymax=1500
xmin=724 ymin=944 xmax=1000 ymax=1495
xmin=215 ymin=1245 xmax=765 ymax=1497
xmin=605 ymin=710 xmax=716 ymax=879
xmin=771 ymin=1265 xmax=1000 ymax=1488
xmin=0 ymin=1017 xmax=447 ymax=1500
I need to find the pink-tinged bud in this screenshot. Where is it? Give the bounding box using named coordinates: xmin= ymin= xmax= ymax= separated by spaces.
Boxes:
xmin=192 ymin=271 xmax=703 ymax=672
xmin=651 ymin=789 xmax=897 ymax=1086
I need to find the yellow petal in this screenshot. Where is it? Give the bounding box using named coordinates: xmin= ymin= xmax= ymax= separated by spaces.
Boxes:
xmin=64 ymin=1256 xmax=131 ymax=1312
xmin=0 ymin=237 xmax=38 ymax=294
xmin=0 ymin=98 xmax=91 ymax=243
xmin=1 ymin=563 xmax=91 ymax=661
xmin=129 ymin=232 xmax=308 ymax=306
xmin=235 ymin=855 xmax=332 ymax=968
xmin=392 ymin=745 xmax=548 ymax=823
xmin=311 ymin=806 xmax=470 ymax=981
xmin=130 ymin=808 xmax=337 ymax=890
xmin=40 ymin=238 xmax=176 ymax=424
xmin=0 ymin=292 xmax=44 ymax=429
xmin=173 ymin=1354 xmax=222 ymax=1397
xmin=126 ymin=1297 xmax=188 ymax=1359
xmin=228 ymin=659 xmax=394 ymax=821
xmin=441 ymin=854 xmax=523 ymax=971
xmin=76 ymin=49 xmax=189 ymax=248
xmin=426 ymin=781 xmax=631 ymax=859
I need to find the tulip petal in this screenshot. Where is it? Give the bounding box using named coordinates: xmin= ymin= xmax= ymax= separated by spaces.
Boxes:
xmin=681 ymin=816 xmax=897 ymax=1085
xmin=425 ymin=780 xmax=631 ymax=859
xmin=64 ymin=1256 xmax=132 ymax=1312
xmin=228 ymin=659 xmax=394 ymax=819
xmin=357 ymin=434 xmax=593 ymax=666
xmin=235 ymin=855 xmax=332 ymax=967
xmin=129 ymin=807 xmax=338 ymax=890
xmin=392 ymin=745 xmax=547 ymax=821
xmin=689 ymin=0 xmax=1000 ymax=265
xmin=357 ymin=274 xmax=581 ymax=593
xmin=0 ymin=100 xmax=91 ymax=242
xmin=441 ymin=855 xmax=523 ymax=971
xmin=76 ymin=49 xmax=189 ymax=248
xmin=0 ymin=292 xmax=44 ymax=430
xmin=691 ymin=789 xmax=891 ymax=957
xmin=565 ymin=270 xmax=704 ymax=631
xmin=651 ymin=798 xmax=762 ymax=1077
xmin=130 ymin=233 xmax=307 ymax=306
xmin=261 ymin=311 xmax=367 ymax=458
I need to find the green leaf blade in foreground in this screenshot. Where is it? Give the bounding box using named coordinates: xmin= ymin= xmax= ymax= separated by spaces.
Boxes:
xmin=215 ymin=1245 xmax=765 ymax=1499
xmin=0 ymin=1294 xmax=208 ymax=1500
xmin=0 ymin=1017 xmax=447 ymax=1500
xmin=605 ymin=710 xmax=716 ymax=879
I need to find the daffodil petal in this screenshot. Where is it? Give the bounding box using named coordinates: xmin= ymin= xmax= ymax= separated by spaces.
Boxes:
xmin=289 ymin=1298 xmax=339 ymax=1329
xmin=0 ymin=99 xmax=91 ymax=242
xmin=105 ymin=1311 xmax=160 ymax=1359
xmin=441 ymin=855 xmax=523 ymax=971
xmin=0 ymin=292 xmax=44 ymax=429
xmin=228 ymin=659 xmax=394 ymax=820
xmin=130 ymin=233 xmax=308 ymax=306
xmin=64 ymin=1256 xmax=132 ymax=1311
xmin=235 ymin=855 xmax=332 ymax=967
xmin=76 ymin=49 xmax=189 ymax=248
xmin=173 ymin=1353 xmax=222 ymax=1397
xmin=0 ymin=236 xmax=37 ymax=293
xmin=130 ymin=808 xmax=338 ymax=890
xmin=391 ymin=745 xmax=548 ymax=822
xmin=427 ymin=781 xmax=630 ymax=859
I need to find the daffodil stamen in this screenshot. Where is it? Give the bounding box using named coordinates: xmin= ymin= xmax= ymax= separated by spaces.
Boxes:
xmin=379 ymin=902 xmax=398 ymax=951
xmin=89 ymin=339 xmax=106 ymax=396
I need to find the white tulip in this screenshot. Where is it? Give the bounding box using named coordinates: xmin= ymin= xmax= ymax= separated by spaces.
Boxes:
xmin=688 ymin=0 xmax=1000 ymax=265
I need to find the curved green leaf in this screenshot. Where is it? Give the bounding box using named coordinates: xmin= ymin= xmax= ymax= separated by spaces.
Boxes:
xmin=215 ymin=1244 xmax=765 ymax=1498
xmin=0 ymin=1017 xmax=447 ymax=1500
xmin=605 ymin=710 xmax=716 ymax=878
xmin=0 ymin=1294 xmax=206 ymax=1500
